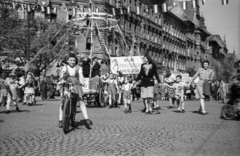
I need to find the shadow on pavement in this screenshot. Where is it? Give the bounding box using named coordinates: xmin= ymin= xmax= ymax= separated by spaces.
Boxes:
xmin=74 ymin=120 xmax=92 ymax=130
xmin=30 ymin=104 xmax=46 ymax=106
xmin=0 ymin=110 xmax=30 ymax=114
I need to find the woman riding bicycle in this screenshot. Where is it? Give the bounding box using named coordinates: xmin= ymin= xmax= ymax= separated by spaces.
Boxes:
xmin=58 ymin=53 xmax=92 ymax=128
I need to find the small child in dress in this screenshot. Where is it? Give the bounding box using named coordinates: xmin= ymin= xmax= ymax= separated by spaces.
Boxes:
xmin=102 ymin=73 xmax=119 ymax=108
xmin=171 ymin=75 xmax=187 ymax=113
xmin=153 ymin=79 xmax=161 ymax=110
xmin=6 ymin=75 xmax=23 ymax=114
xmin=122 ymin=76 xmax=133 ymax=113
xmin=0 ymin=77 xmax=8 ymax=106
xmin=24 ymin=83 xmax=35 ymax=105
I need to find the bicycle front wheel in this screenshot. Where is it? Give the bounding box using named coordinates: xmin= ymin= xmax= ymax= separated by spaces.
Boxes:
xmin=222 ymin=104 xmax=236 ymax=120
xmin=63 ymin=95 xmax=71 ymax=134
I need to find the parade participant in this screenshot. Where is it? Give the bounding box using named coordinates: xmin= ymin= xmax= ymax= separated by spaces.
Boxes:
xmin=0 ymin=76 xmax=7 ymax=106
xmin=40 ymin=77 xmax=48 ymax=101
xmin=91 ymin=57 xmax=101 ymax=77
xmin=134 ymin=54 xmax=161 ymax=114
xmin=80 ymin=54 xmax=91 ymax=78
xmin=122 ymin=76 xmax=133 ymax=113
xmin=23 ymin=72 xmax=36 ymax=105
xmin=101 ymin=73 xmax=119 ymax=108
xmin=164 ymin=69 xmax=176 ymax=108
xmin=59 ymin=53 xmax=92 ymax=128
xmin=117 ymin=71 xmax=124 ymax=105
xmin=5 ymin=75 xmax=23 ymax=114
xmin=218 ymin=79 xmax=228 ymax=103
xmin=153 ymin=78 xmax=161 ymax=110
xmin=167 ymin=75 xmax=187 ymax=113
xmin=192 ymin=60 xmax=214 ymax=115
xmin=24 ymin=82 xmax=35 ymax=105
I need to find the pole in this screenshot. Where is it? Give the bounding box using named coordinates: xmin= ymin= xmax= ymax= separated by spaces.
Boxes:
xmin=27 ymin=10 xmax=30 ymax=63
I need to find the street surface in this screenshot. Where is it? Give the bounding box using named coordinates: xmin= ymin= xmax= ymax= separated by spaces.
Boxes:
xmin=0 ymin=98 xmax=240 ymax=156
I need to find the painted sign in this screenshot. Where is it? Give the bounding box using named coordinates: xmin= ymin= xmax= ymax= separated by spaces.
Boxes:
xmin=110 ymin=56 xmax=143 ymax=75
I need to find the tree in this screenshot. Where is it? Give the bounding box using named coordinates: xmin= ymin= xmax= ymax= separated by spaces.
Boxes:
xmin=0 ymin=7 xmax=77 ymax=76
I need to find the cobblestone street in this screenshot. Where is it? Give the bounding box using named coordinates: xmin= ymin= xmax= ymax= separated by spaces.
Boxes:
xmin=0 ymin=98 xmax=239 ymax=156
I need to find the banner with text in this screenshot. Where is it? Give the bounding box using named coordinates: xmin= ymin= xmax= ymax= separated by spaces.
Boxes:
xmin=110 ymin=56 xmax=144 ymax=75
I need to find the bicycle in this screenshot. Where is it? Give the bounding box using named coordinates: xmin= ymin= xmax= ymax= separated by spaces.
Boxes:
xmin=221 ymin=98 xmax=240 ymax=120
xmin=61 ymin=81 xmax=77 ymax=134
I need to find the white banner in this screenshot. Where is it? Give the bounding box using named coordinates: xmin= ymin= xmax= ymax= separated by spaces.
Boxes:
xmin=110 ymin=56 xmax=144 ymax=75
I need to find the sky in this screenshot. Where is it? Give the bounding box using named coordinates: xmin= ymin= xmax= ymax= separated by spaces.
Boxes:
xmin=200 ymin=0 xmax=240 ymax=58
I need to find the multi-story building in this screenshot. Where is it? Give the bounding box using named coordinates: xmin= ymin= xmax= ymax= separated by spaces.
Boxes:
xmin=1 ymin=0 xmax=228 ymax=73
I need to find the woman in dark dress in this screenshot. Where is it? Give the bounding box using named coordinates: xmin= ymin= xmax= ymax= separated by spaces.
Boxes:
xmin=133 ymin=54 xmax=161 ymax=114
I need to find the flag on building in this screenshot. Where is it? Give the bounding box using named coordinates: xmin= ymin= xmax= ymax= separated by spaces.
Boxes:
xmin=136 ymin=6 xmax=140 ymax=14
xmin=162 ymin=3 xmax=167 ymax=12
xmin=183 ymin=1 xmax=186 ymax=10
xmin=154 ymin=4 xmax=158 ymax=14
xmin=192 ymin=0 xmax=196 ymax=8
xmin=222 ymin=0 xmax=228 ymax=5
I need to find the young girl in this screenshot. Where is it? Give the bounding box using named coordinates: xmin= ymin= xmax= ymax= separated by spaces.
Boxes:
xmin=122 ymin=76 xmax=133 ymax=113
xmin=24 ymin=83 xmax=35 ymax=106
xmin=59 ymin=53 xmax=92 ymax=128
xmin=0 ymin=76 xmax=7 ymax=106
xmin=5 ymin=75 xmax=22 ymax=114
xmin=153 ymin=79 xmax=161 ymax=110
xmin=102 ymin=73 xmax=118 ymax=108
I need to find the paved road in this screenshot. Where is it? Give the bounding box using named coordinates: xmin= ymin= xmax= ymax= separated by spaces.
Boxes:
xmin=0 ymin=98 xmax=239 ymax=156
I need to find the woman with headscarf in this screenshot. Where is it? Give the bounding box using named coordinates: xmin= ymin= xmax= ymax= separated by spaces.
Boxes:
xmin=133 ymin=54 xmax=161 ymax=114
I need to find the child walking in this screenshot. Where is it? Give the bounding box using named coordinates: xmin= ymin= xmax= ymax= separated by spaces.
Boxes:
xmin=153 ymin=79 xmax=161 ymax=111
xmin=122 ymin=76 xmax=133 ymax=114
xmin=171 ymin=75 xmax=187 ymax=113
xmin=102 ymin=73 xmax=119 ymax=108
xmin=5 ymin=75 xmax=23 ymax=114
xmin=0 ymin=76 xmax=8 ymax=106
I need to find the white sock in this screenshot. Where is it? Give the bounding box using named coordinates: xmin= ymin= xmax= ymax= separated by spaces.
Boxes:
xmin=80 ymin=101 xmax=89 ymax=119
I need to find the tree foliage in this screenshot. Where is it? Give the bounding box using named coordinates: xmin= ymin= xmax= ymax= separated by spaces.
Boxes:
xmin=0 ymin=7 xmax=77 ymax=76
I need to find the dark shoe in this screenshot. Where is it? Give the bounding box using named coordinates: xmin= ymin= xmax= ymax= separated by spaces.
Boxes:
xmin=148 ymin=111 xmax=152 ymax=114
xmin=5 ymin=110 xmax=10 ymax=114
xmin=168 ymin=106 xmax=173 ymax=109
xmin=85 ymin=119 xmax=93 ymax=128
xmin=59 ymin=121 xmax=63 ymax=128
xmin=109 ymin=105 xmax=113 ymax=109
xmin=16 ymin=107 xmax=20 ymax=112
xmin=181 ymin=109 xmax=185 ymax=113
xmin=141 ymin=108 xmax=146 ymax=113
xmin=124 ymin=109 xmax=128 ymax=114
xmin=128 ymin=110 xmax=132 ymax=113
xmin=22 ymin=102 xmax=26 ymax=105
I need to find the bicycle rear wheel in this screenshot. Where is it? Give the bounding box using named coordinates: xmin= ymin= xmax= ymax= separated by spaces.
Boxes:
xmin=63 ymin=95 xmax=71 ymax=134
xmin=222 ymin=104 xmax=236 ymax=120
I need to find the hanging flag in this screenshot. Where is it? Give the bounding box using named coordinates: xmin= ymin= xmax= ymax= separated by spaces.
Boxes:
xmin=120 ymin=8 xmax=123 ymax=14
xmin=112 ymin=8 xmax=116 ymax=16
xmin=154 ymin=5 xmax=158 ymax=14
xmin=162 ymin=3 xmax=167 ymax=12
xmin=41 ymin=6 xmax=45 ymax=12
xmin=222 ymin=0 xmax=228 ymax=5
xmin=52 ymin=7 xmax=57 ymax=14
xmin=127 ymin=6 xmax=130 ymax=13
xmin=27 ymin=5 xmax=31 ymax=12
xmin=21 ymin=4 xmax=24 ymax=10
xmin=183 ymin=1 xmax=186 ymax=10
xmin=12 ymin=3 xmax=16 ymax=9
xmin=46 ymin=7 xmax=50 ymax=14
xmin=72 ymin=8 xmax=76 ymax=16
xmin=136 ymin=6 xmax=140 ymax=14
xmin=202 ymin=0 xmax=205 ymax=5
xmin=192 ymin=0 xmax=196 ymax=8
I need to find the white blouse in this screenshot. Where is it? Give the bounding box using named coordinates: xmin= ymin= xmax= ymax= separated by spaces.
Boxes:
xmin=60 ymin=65 xmax=84 ymax=84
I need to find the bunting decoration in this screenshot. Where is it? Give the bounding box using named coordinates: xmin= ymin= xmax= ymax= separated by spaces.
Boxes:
xmin=162 ymin=3 xmax=167 ymax=13
xmin=154 ymin=5 xmax=158 ymax=14
xmin=222 ymin=0 xmax=229 ymax=5
xmin=192 ymin=0 xmax=196 ymax=8
xmin=182 ymin=1 xmax=186 ymax=10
